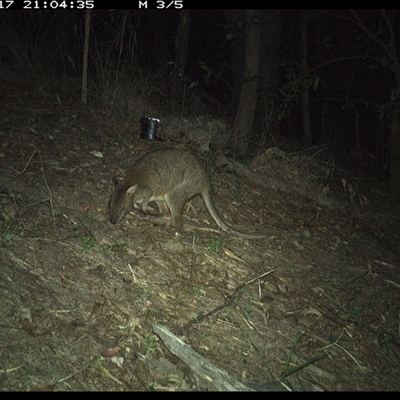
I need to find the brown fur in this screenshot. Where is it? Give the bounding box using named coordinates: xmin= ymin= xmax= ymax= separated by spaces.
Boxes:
xmin=108 ymin=148 xmax=266 ymax=239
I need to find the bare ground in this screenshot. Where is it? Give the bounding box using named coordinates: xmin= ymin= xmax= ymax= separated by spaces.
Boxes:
xmin=1 ymin=83 xmax=400 ymax=391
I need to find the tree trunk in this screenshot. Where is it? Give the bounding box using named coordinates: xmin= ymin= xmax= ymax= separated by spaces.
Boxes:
xmin=223 ymin=10 xmax=246 ymax=112
xmin=149 ymin=11 xmax=170 ymax=69
xmin=390 ymin=85 xmax=400 ymax=200
xmin=233 ymin=9 xmax=261 ymax=156
xmin=171 ymin=9 xmax=191 ymax=109
xmin=259 ymin=10 xmax=282 ymax=143
xmin=301 ymin=10 xmax=312 ymax=147
xmin=81 ymin=10 xmax=91 ymax=104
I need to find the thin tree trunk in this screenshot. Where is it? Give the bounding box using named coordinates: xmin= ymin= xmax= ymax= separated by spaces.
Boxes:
xmin=150 ymin=11 xmax=169 ymax=69
xmin=259 ymin=10 xmax=282 ymax=144
xmin=233 ymin=9 xmax=261 ymax=155
xmin=301 ymin=10 xmax=312 ymax=147
xmin=81 ymin=10 xmax=90 ymax=104
xmin=171 ymin=9 xmax=190 ymax=112
xmin=390 ymin=83 xmax=400 ymax=200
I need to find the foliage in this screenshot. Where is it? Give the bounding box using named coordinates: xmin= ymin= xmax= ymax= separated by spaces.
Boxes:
xmin=0 ymin=10 xmax=78 ymax=72
xmin=207 ymin=236 xmax=222 ymax=254
xmin=198 ymin=60 xmax=229 ymax=89
xmin=278 ymin=61 xmax=320 ymax=122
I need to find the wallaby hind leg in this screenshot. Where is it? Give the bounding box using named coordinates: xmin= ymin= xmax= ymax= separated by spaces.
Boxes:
xmin=156 ymin=200 xmax=171 ymax=218
xmin=165 ymin=193 xmax=186 ymax=231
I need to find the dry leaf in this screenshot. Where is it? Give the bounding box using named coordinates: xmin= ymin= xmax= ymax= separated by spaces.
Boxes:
xmin=224 ymin=248 xmax=246 ymax=263
xmin=31 ymin=384 xmax=56 ymax=391
xmin=101 ymin=347 xmax=119 ymax=357
xmin=21 ymin=318 xmax=35 ymax=336
xmin=80 ymin=205 xmax=90 ymax=213
xmin=110 ymin=356 xmax=124 ymax=368
xmin=358 ymin=343 xmax=377 ymax=358
xmin=89 ymin=150 xmax=104 ymax=158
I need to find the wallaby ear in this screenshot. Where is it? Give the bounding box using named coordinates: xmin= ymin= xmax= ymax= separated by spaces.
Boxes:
xmin=126 ymin=184 xmax=138 ymax=198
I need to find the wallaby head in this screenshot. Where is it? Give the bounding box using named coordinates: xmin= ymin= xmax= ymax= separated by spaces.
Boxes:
xmin=108 ymin=174 xmax=138 ymax=224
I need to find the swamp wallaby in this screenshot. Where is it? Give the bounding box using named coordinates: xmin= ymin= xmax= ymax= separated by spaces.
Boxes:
xmin=108 ymin=148 xmax=266 ymax=239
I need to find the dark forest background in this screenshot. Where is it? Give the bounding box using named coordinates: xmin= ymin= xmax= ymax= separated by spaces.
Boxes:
xmin=1 ymin=9 xmax=399 ymax=198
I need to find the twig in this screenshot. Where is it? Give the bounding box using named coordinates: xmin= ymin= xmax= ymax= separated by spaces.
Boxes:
xmin=0 ymin=365 xmax=23 ymax=373
xmin=36 ymin=148 xmax=58 ymax=236
xmin=179 ymin=270 xmax=275 ymax=333
xmin=22 ymin=148 xmax=37 ymax=174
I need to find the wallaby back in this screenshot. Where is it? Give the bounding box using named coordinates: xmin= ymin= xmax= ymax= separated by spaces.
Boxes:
xmin=108 ymin=148 xmax=266 ymax=239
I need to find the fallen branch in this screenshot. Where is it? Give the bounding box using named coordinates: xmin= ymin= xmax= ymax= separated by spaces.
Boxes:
xmin=153 ymin=324 xmax=253 ymax=391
